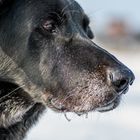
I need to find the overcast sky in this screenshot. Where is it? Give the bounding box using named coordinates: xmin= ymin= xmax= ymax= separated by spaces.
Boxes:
xmin=76 ymin=0 xmax=140 ymax=32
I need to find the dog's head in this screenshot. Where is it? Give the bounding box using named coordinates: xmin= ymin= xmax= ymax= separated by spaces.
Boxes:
xmin=0 ymin=0 xmax=135 ymax=117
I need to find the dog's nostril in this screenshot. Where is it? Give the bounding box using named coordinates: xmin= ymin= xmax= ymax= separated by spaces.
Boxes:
xmin=113 ymin=78 xmax=128 ymax=92
xmin=109 ymin=68 xmax=134 ymax=93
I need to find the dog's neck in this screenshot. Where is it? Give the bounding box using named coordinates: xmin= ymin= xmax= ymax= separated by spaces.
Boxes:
xmin=0 ymin=103 xmax=45 ymax=140
xmin=0 ymin=47 xmax=46 ymax=140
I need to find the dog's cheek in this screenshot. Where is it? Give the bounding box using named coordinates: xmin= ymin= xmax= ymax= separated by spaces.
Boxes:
xmin=0 ymin=91 xmax=35 ymax=128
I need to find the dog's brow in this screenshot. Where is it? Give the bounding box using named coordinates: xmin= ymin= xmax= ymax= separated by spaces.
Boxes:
xmin=61 ymin=0 xmax=76 ymax=14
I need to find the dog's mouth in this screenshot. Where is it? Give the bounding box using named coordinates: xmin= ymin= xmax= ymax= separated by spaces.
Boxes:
xmin=48 ymin=96 xmax=120 ymax=113
xmin=45 ymin=86 xmax=129 ymax=114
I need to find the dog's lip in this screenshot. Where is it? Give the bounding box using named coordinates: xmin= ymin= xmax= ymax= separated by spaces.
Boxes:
xmin=46 ymin=86 xmax=129 ymax=113
xmin=96 ymin=102 xmax=115 ymax=112
xmin=96 ymin=94 xmax=122 ymax=112
xmin=119 ymin=86 xmax=129 ymax=95
xmin=46 ymin=98 xmax=68 ymax=112
xmin=95 ymin=86 xmax=130 ymax=113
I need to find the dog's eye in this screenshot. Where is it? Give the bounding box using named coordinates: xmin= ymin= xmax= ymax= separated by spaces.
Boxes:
xmin=42 ymin=20 xmax=57 ymax=34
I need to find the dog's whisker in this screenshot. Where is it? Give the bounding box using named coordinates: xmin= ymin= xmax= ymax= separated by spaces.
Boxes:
xmin=85 ymin=113 xmax=88 ymax=119
xmin=79 ymin=92 xmax=91 ymax=111
xmin=61 ymin=93 xmax=76 ymax=104
xmin=0 ymin=84 xmax=25 ymax=102
xmin=58 ymin=87 xmax=79 ymax=103
xmin=79 ymin=96 xmax=89 ymax=110
xmin=77 ymin=83 xmax=92 ymax=111
xmin=64 ymin=112 xmax=71 ymax=122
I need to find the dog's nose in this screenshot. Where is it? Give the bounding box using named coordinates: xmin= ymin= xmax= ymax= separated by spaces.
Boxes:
xmin=109 ymin=68 xmax=135 ymax=93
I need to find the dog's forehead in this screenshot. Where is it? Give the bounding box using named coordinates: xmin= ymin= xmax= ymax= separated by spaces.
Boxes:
xmin=30 ymin=0 xmax=84 ymax=15
xmin=24 ymin=0 xmax=85 ymax=26
xmin=42 ymin=0 xmax=82 ymax=9
xmin=58 ymin=0 xmax=83 ymax=11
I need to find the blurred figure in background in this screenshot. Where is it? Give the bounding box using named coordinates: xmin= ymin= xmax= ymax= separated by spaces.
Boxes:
xmin=96 ymin=17 xmax=140 ymax=50
xmin=107 ymin=19 xmax=129 ymax=38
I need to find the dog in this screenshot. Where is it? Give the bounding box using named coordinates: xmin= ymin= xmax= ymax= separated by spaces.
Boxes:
xmin=0 ymin=0 xmax=135 ymax=139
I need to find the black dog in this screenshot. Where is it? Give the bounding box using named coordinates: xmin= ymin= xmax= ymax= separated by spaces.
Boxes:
xmin=0 ymin=0 xmax=135 ymax=139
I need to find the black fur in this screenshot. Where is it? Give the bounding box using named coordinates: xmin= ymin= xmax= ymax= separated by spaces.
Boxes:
xmin=0 ymin=0 xmax=134 ymax=140
xmin=0 ymin=102 xmax=45 ymax=140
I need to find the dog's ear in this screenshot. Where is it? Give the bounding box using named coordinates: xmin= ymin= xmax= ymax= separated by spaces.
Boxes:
xmin=0 ymin=0 xmax=14 ymax=17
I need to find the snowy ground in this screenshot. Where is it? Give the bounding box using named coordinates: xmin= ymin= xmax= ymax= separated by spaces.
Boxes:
xmin=26 ymin=47 xmax=140 ymax=140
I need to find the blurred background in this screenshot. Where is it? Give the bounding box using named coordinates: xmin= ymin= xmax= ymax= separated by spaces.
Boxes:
xmin=27 ymin=0 xmax=140 ymax=140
